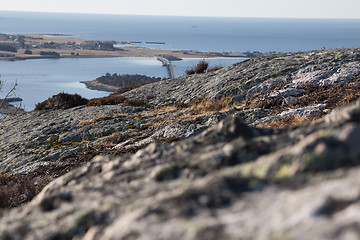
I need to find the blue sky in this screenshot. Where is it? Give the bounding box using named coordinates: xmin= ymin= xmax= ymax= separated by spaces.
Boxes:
xmin=1 ymin=0 xmax=359 ymax=19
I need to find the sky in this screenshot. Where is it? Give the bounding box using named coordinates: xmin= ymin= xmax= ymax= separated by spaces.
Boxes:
xmin=1 ymin=0 xmax=360 ymax=19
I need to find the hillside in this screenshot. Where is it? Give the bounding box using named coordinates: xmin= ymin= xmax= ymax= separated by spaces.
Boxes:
xmin=1 ymin=48 xmax=360 ymax=239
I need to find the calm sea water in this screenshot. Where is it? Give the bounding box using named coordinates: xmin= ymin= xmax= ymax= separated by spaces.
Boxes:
xmin=1 ymin=11 xmax=359 ymax=52
xmin=0 ymin=11 xmax=359 ymax=110
xmin=0 ymin=57 xmax=243 ymax=110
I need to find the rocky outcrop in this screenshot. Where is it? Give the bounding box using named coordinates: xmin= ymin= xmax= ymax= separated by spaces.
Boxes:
xmin=1 ymin=99 xmax=360 ymax=239
xmin=123 ymin=48 xmax=360 ymax=104
xmin=1 ymin=48 xmax=360 ymax=239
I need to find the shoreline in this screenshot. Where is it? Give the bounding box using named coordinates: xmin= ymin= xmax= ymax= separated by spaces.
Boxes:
xmin=80 ymin=80 xmax=119 ymax=93
xmin=0 ymin=33 xmax=247 ymax=61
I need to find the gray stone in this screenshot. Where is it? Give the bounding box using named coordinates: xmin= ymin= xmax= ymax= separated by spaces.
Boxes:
xmin=269 ymin=88 xmax=304 ymax=97
xmin=1 ymin=48 xmax=360 ymax=239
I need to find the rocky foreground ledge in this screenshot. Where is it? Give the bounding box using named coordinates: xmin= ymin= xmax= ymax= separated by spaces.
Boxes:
xmin=1 ymin=48 xmax=360 ymax=239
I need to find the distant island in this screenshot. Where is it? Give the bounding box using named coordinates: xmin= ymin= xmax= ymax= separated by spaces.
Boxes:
xmin=0 ymin=33 xmax=260 ymax=61
xmin=81 ymin=73 xmax=161 ymax=92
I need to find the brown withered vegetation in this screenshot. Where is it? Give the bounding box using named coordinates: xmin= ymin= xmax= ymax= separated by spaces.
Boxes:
xmin=257 ymin=115 xmax=318 ymax=128
xmin=0 ymin=142 xmax=148 ymax=209
xmin=34 ymin=92 xmax=88 ymax=111
xmin=206 ymin=65 xmax=224 ymax=73
xmin=87 ymin=94 xmax=126 ymax=106
xmin=194 ymin=60 xmax=209 ymax=74
xmin=0 ymin=158 xmax=86 ymax=208
xmin=86 ymin=82 xmax=147 ymax=107
xmin=113 ymin=82 xmax=146 ymax=94
xmin=190 ymin=96 xmax=233 ymax=114
xmin=185 ymin=68 xmax=196 ymax=75
xmin=186 ymin=60 xmax=209 ymax=75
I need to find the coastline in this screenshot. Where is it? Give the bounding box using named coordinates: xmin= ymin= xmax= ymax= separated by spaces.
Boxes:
xmin=80 ymin=80 xmax=119 ymax=93
xmin=0 ymin=34 xmax=246 ymax=61
xmin=0 ymin=101 xmax=25 ymax=115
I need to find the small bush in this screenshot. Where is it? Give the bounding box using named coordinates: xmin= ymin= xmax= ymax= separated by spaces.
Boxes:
xmin=35 ymin=93 xmax=88 ymax=111
xmin=39 ymin=51 xmax=60 ymax=57
xmin=194 ymin=60 xmax=209 ymax=74
xmin=24 ymin=49 xmax=33 ymax=55
xmin=186 ymin=60 xmax=209 ymax=75
xmin=87 ymin=92 xmax=146 ymax=107
xmin=87 ymin=94 xmax=126 ymax=106
xmin=185 ymin=68 xmax=196 ymax=75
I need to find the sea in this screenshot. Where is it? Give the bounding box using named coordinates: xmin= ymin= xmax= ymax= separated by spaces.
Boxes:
xmin=0 ymin=11 xmax=359 ymax=110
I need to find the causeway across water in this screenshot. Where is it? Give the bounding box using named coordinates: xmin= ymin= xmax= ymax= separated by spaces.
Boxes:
xmin=156 ymin=56 xmax=176 ymax=79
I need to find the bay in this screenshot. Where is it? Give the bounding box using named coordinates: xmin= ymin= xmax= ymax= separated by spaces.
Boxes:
xmin=0 ymin=57 xmax=244 ymax=110
xmin=0 ymin=11 xmax=359 ymax=110
xmin=0 ymin=57 xmax=167 ymax=111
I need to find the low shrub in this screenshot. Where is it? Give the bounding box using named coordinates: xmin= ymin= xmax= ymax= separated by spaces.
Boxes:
xmin=194 ymin=60 xmax=209 ymax=74
xmin=24 ymin=49 xmax=33 ymax=55
xmin=87 ymin=94 xmax=126 ymax=106
xmin=185 ymin=61 xmax=223 ymax=75
xmin=35 ymin=93 xmax=88 ymax=111
xmin=185 ymin=68 xmax=196 ymax=75
xmin=87 ymin=94 xmax=146 ymax=107
xmin=186 ymin=60 xmax=209 ymax=75
xmin=39 ymin=51 xmax=60 ymax=57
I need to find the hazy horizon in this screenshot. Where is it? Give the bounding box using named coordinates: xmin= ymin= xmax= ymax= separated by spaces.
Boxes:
xmin=1 ymin=0 xmax=359 ymax=19
xmin=1 ymin=10 xmax=360 ymax=21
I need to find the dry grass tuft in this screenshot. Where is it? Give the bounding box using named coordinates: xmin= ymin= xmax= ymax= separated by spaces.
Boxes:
xmin=257 ymin=115 xmax=318 ymax=128
xmin=190 ymin=96 xmax=233 ymax=114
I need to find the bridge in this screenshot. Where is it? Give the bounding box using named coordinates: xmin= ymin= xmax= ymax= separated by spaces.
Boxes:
xmin=156 ymin=56 xmax=176 ymax=79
